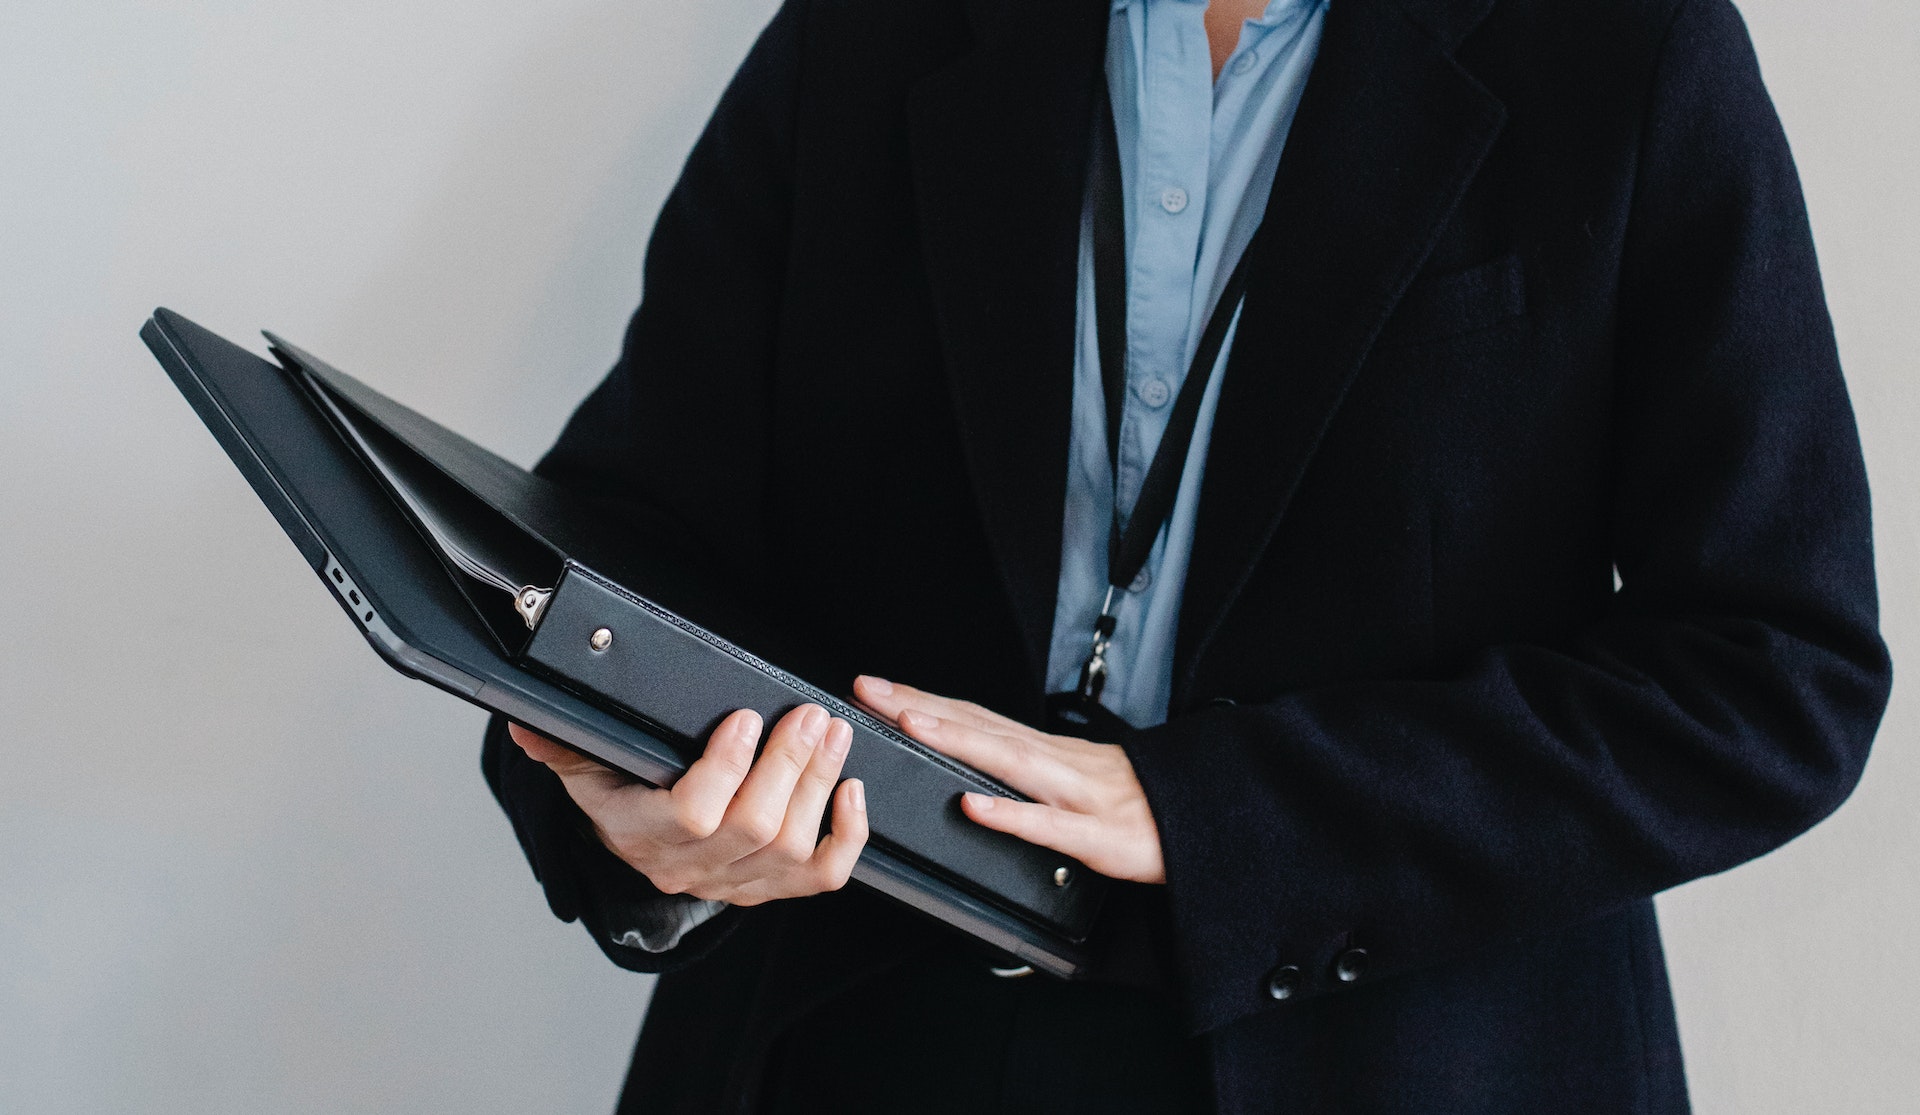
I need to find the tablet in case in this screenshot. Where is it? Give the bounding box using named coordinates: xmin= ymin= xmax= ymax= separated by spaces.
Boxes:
xmin=141 ymin=307 xmax=1104 ymax=978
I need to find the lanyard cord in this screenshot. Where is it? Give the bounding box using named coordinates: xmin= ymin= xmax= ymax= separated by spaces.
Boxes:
xmin=1076 ymin=81 xmax=1259 ymax=706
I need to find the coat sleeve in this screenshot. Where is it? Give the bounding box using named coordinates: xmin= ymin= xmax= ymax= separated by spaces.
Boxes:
xmin=482 ymin=0 xmax=808 ymax=974
xmin=1120 ymin=0 xmax=1893 ymax=1035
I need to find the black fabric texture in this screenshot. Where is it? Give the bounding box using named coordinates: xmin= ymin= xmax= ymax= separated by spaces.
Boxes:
xmin=481 ymin=0 xmax=1893 ymax=1110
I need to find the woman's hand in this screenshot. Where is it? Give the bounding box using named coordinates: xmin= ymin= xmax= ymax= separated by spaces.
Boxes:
xmin=508 ymin=704 xmax=867 ymax=906
xmin=852 ymin=676 xmax=1165 ymax=884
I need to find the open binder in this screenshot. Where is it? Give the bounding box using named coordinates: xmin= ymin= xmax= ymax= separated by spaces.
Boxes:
xmin=141 ymin=308 xmax=1104 ymax=977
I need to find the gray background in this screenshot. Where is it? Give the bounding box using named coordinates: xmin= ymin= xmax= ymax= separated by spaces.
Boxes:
xmin=0 ymin=1 xmax=1912 ymax=1111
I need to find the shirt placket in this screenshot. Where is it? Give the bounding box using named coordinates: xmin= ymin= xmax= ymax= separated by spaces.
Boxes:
xmin=1115 ymin=0 xmax=1211 ymax=525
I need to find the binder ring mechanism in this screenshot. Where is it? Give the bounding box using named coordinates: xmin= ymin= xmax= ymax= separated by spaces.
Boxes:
xmin=515 ymin=586 xmax=553 ymax=629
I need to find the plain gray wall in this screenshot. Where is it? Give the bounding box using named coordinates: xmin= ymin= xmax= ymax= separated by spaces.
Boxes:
xmin=0 ymin=1 xmax=1913 ymax=1111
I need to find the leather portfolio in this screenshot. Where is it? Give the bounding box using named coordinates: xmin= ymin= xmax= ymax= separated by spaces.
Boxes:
xmin=141 ymin=308 xmax=1104 ymax=977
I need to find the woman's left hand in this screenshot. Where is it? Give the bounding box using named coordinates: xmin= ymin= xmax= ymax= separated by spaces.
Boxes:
xmin=852 ymin=675 xmax=1166 ymax=884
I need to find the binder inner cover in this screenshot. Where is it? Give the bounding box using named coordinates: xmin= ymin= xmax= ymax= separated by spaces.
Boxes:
xmin=275 ymin=336 xmax=779 ymax=659
xmin=300 ymin=373 xmax=558 ymax=649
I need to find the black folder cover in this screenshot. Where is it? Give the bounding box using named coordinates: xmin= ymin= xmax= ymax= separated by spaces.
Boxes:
xmin=141 ymin=308 xmax=1103 ymax=977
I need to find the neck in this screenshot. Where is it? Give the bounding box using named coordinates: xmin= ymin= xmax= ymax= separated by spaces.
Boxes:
xmin=1204 ymin=0 xmax=1275 ymax=79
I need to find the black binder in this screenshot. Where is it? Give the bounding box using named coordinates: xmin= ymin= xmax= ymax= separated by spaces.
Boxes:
xmin=141 ymin=308 xmax=1104 ymax=977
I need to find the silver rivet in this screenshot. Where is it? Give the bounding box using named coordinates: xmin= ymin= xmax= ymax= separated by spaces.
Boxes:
xmin=589 ymin=627 xmax=613 ymax=652
xmin=1053 ymin=866 xmax=1071 ymax=887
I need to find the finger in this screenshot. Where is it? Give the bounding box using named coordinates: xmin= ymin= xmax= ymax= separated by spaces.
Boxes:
xmin=856 ymin=675 xmax=1025 ymax=733
xmin=807 ymin=778 xmax=869 ymax=891
xmin=653 ymin=708 xmax=763 ymax=843
xmin=715 ymin=704 xmax=830 ymax=858
xmin=853 ymin=676 xmax=1026 ymax=735
xmin=508 ymin=722 xmax=607 ymax=775
xmin=758 ymin=717 xmax=855 ymax=868
xmin=895 ymin=709 xmax=1079 ymax=804
xmin=959 ymin=792 xmax=1100 ymax=865
xmin=725 ymin=778 xmax=869 ymax=906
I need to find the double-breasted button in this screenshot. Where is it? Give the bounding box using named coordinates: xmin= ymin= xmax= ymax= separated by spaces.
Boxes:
xmin=1265 ymin=964 xmax=1302 ymax=1001
xmin=1334 ymin=948 xmax=1369 ymax=983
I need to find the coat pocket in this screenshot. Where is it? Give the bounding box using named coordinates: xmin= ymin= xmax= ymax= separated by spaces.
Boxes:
xmin=1377 ymin=252 xmax=1527 ymax=348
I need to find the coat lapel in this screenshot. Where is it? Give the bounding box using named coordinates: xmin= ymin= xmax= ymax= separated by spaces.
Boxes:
xmin=907 ymin=0 xmax=1110 ymax=689
xmin=1172 ymin=0 xmax=1507 ymax=703
xmin=906 ymin=0 xmax=1505 ymax=702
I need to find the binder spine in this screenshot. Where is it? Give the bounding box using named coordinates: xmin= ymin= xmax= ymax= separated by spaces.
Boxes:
xmin=519 ymin=562 xmax=1105 ymax=941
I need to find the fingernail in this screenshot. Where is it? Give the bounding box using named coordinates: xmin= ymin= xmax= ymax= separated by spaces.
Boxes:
xmin=849 ymin=780 xmax=866 ymax=811
xmin=964 ymin=791 xmax=993 ymax=811
xmin=825 ymin=719 xmax=852 ymax=759
xmin=901 ymin=710 xmax=936 ymax=733
xmin=860 ymin=675 xmax=893 ymax=696
xmin=737 ymin=709 xmax=764 ymax=738
xmin=802 ymin=704 xmax=830 ymax=741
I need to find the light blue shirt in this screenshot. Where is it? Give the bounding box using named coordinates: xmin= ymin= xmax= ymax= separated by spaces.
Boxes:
xmin=1045 ymin=0 xmax=1328 ymax=728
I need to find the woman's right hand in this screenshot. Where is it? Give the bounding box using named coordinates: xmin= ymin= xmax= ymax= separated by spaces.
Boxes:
xmin=507 ymin=704 xmax=867 ymax=906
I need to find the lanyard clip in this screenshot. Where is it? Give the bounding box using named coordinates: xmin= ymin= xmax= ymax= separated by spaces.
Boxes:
xmin=1076 ymin=585 xmax=1121 ymax=704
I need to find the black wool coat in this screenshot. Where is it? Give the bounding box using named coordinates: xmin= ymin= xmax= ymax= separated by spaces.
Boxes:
xmin=481 ymin=0 xmax=1892 ymax=1110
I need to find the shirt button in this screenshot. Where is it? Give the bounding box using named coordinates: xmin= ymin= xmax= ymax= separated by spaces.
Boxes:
xmin=1159 ymin=186 xmax=1189 ymax=214
xmin=1129 ymin=568 xmax=1152 ymax=593
xmin=1334 ymin=947 xmax=1369 ymax=984
xmin=1134 ymin=377 xmax=1172 ymax=408
xmin=1230 ymin=50 xmax=1259 ymax=76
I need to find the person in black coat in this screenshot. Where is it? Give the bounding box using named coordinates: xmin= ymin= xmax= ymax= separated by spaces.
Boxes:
xmin=485 ymin=0 xmax=1893 ymax=1110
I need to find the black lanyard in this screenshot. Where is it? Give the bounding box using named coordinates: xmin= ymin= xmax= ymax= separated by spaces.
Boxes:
xmin=1071 ymin=83 xmax=1259 ymax=711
